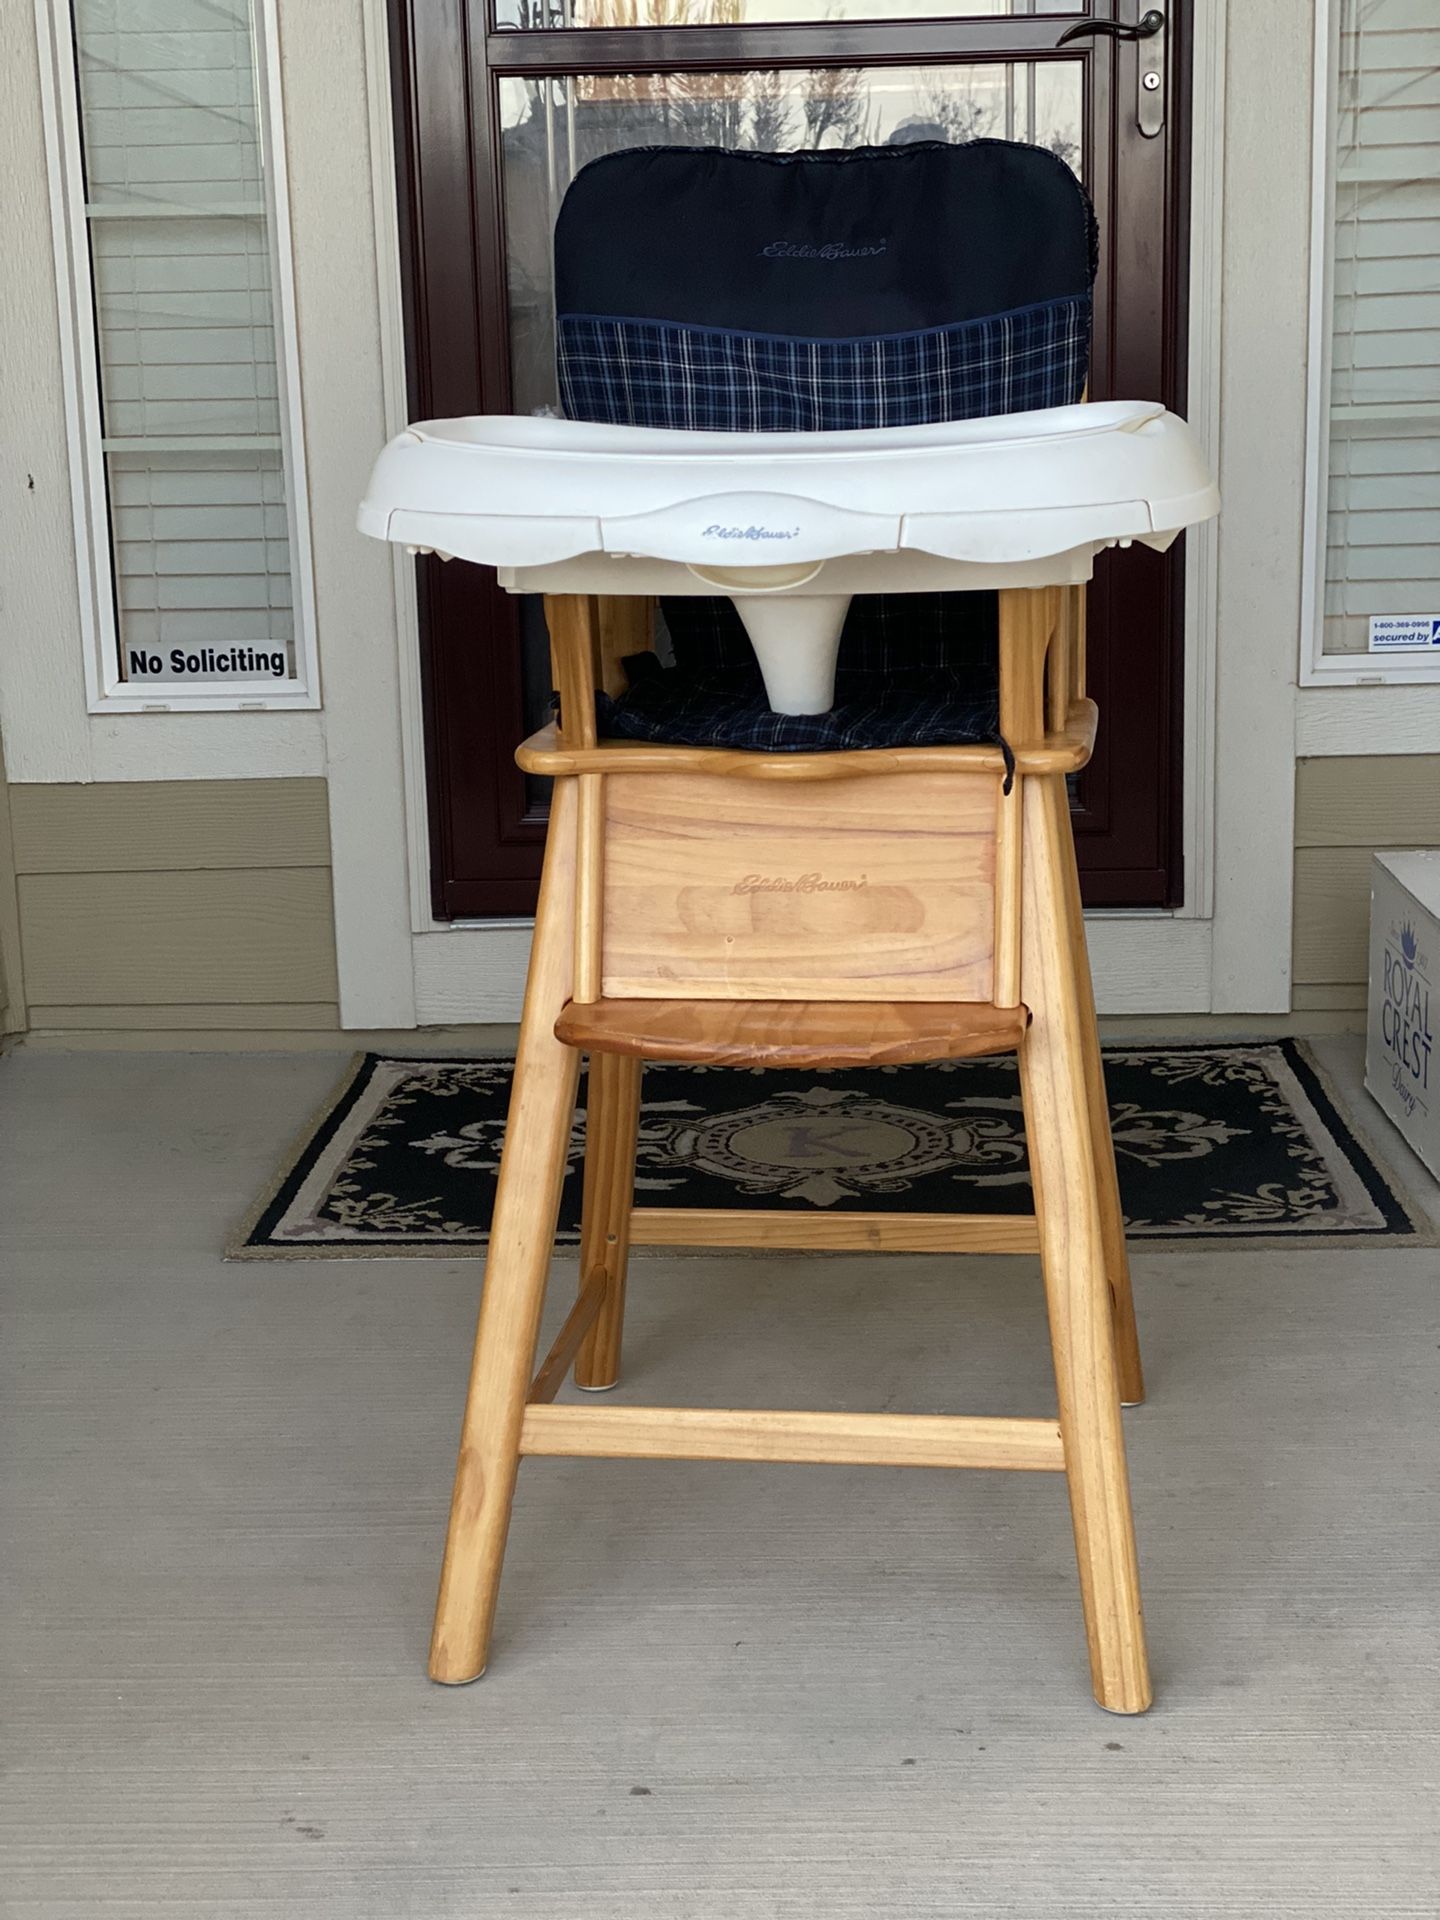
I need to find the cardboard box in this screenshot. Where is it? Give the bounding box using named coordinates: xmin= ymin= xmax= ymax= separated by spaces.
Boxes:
xmin=1365 ymin=850 xmax=1439 ymax=1178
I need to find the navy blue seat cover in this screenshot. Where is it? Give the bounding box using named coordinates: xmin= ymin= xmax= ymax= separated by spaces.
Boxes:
xmin=552 ymin=140 xmax=1097 ymax=750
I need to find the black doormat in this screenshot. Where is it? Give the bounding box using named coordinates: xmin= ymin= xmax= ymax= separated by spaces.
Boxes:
xmin=233 ymin=1040 xmax=1424 ymax=1256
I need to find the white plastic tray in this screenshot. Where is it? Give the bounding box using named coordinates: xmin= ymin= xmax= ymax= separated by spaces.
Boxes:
xmin=358 ymin=400 xmax=1218 ymax=713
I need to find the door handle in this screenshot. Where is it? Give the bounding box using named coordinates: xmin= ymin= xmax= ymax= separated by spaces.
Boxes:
xmin=1056 ymin=10 xmax=1167 ymax=139
xmin=1055 ymin=8 xmax=1165 ymax=44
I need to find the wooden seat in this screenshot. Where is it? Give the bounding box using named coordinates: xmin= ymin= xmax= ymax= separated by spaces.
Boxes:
xmin=554 ymin=996 xmax=1028 ymax=1067
xmin=427 ymin=585 xmax=1152 ymax=1716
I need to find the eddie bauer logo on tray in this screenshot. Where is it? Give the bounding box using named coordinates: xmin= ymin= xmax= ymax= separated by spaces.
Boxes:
xmin=734 ymin=873 xmax=869 ymax=895
xmin=702 ymin=524 xmax=800 ymax=541
xmin=1380 ymin=918 xmax=1433 ymax=1116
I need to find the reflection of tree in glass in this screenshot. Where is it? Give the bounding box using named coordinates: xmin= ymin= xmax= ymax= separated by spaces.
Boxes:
xmin=904 ymin=72 xmax=1079 ymax=172
xmin=749 ymin=68 xmax=794 ymax=150
xmin=501 ymin=0 xmax=1091 ymax=22
xmin=801 ymin=66 xmax=872 ymax=148
xmin=587 ymin=0 xmax=737 ymax=21
xmin=507 ymin=68 xmax=873 ymax=176
xmin=501 ymin=0 xmax=740 ymax=23
xmin=504 ymin=0 xmax=564 ymax=26
xmin=911 ymin=74 xmax=996 ymax=147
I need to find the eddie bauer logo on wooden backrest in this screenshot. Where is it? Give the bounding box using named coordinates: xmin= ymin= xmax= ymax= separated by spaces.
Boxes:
xmin=1380 ymin=918 xmax=1433 ymax=1117
xmin=733 ymin=873 xmax=869 ymax=895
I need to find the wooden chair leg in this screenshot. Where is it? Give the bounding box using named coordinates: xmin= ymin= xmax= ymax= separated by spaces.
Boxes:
xmin=428 ymin=783 xmax=581 ymax=1685
xmin=1020 ymin=773 xmax=1152 ymax=1715
xmin=1063 ymin=847 xmax=1145 ymax=1407
xmin=574 ymin=1051 xmax=643 ymax=1391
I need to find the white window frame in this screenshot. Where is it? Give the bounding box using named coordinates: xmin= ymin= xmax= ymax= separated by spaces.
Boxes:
xmin=34 ymin=0 xmax=320 ymax=714
xmin=1300 ymin=0 xmax=1440 ymax=688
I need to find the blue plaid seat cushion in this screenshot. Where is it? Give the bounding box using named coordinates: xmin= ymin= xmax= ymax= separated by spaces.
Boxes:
xmin=558 ymin=295 xmax=1088 ymax=434
xmin=594 ymin=591 xmax=1000 ymax=751
xmin=596 ymin=673 xmax=998 ymax=752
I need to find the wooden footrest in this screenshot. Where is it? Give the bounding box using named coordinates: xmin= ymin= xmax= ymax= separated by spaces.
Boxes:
xmin=628 ymin=1207 xmax=1040 ymax=1254
xmin=554 ymin=998 xmax=1027 ymax=1067
xmin=520 ymin=1404 xmax=1064 ymax=1471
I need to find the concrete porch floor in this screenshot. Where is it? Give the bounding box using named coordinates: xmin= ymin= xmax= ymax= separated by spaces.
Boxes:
xmin=1 ymin=1036 xmax=1437 ymax=1918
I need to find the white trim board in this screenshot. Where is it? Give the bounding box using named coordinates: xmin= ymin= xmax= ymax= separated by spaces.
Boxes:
xmin=361 ymin=0 xmax=433 ymax=939
xmin=1204 ymin=0 xmax=1307 ymax=1015
xmin=278 ymin=0 xmax=418 ymax=1029
xmin=1177 ymin=0 xmax=1226 ymax=926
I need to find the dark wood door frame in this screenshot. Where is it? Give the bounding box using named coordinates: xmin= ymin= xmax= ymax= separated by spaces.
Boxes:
xmin=388 ymin=2 xmax=1192 ymax=918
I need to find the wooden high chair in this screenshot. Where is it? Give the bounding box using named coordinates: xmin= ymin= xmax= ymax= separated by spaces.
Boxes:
xmin=428 ymin=579 xmax=1151 ymax=1715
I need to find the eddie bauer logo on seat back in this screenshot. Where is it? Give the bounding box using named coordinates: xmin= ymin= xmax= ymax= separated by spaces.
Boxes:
xmin=760 ymin=239 xmax=888 ymax=260
xmin=734 ymin=873 xmax=869 ymax=895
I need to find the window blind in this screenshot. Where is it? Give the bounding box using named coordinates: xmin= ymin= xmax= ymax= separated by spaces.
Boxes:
xmin=70 ymin=0 xmax=301 ymax=688
xmin=1323 ymin=0 xmax=1440 ymax=655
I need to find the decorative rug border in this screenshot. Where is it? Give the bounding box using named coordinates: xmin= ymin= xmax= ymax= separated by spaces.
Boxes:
xmin=228 ymin=1049 xmax=377 ymax=1258
xmin=1281 ymin=1038 xmax=1435 ymax=1247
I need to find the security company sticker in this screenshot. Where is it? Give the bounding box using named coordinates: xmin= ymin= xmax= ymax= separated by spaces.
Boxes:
xmin=1369 ymin=614 xmax=1440 ymax=651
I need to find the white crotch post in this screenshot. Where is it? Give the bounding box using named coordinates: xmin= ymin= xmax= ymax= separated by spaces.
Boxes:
xmin=685 ymin=562 xmax=851 ymax=715
xmin=729 ymin=592 xmax=852 ymax=714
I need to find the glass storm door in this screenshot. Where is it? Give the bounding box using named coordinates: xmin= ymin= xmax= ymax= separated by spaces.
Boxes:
xmin=388 ymin=1 xmax=1192 ymax=916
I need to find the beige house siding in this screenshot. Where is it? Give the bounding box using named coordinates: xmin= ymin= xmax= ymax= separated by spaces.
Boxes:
xmin=1293 ymin=757 xmax=1440 ymax=1012
xmin=0 ymin=737 xmax=23 ymax=1037
xmin=9 ymin=779 xmax=339 ymax=1035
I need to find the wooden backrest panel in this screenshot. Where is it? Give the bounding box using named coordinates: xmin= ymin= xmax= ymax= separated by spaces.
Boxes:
xmin=601 ymin=770 xmax=1000 ymax=1002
